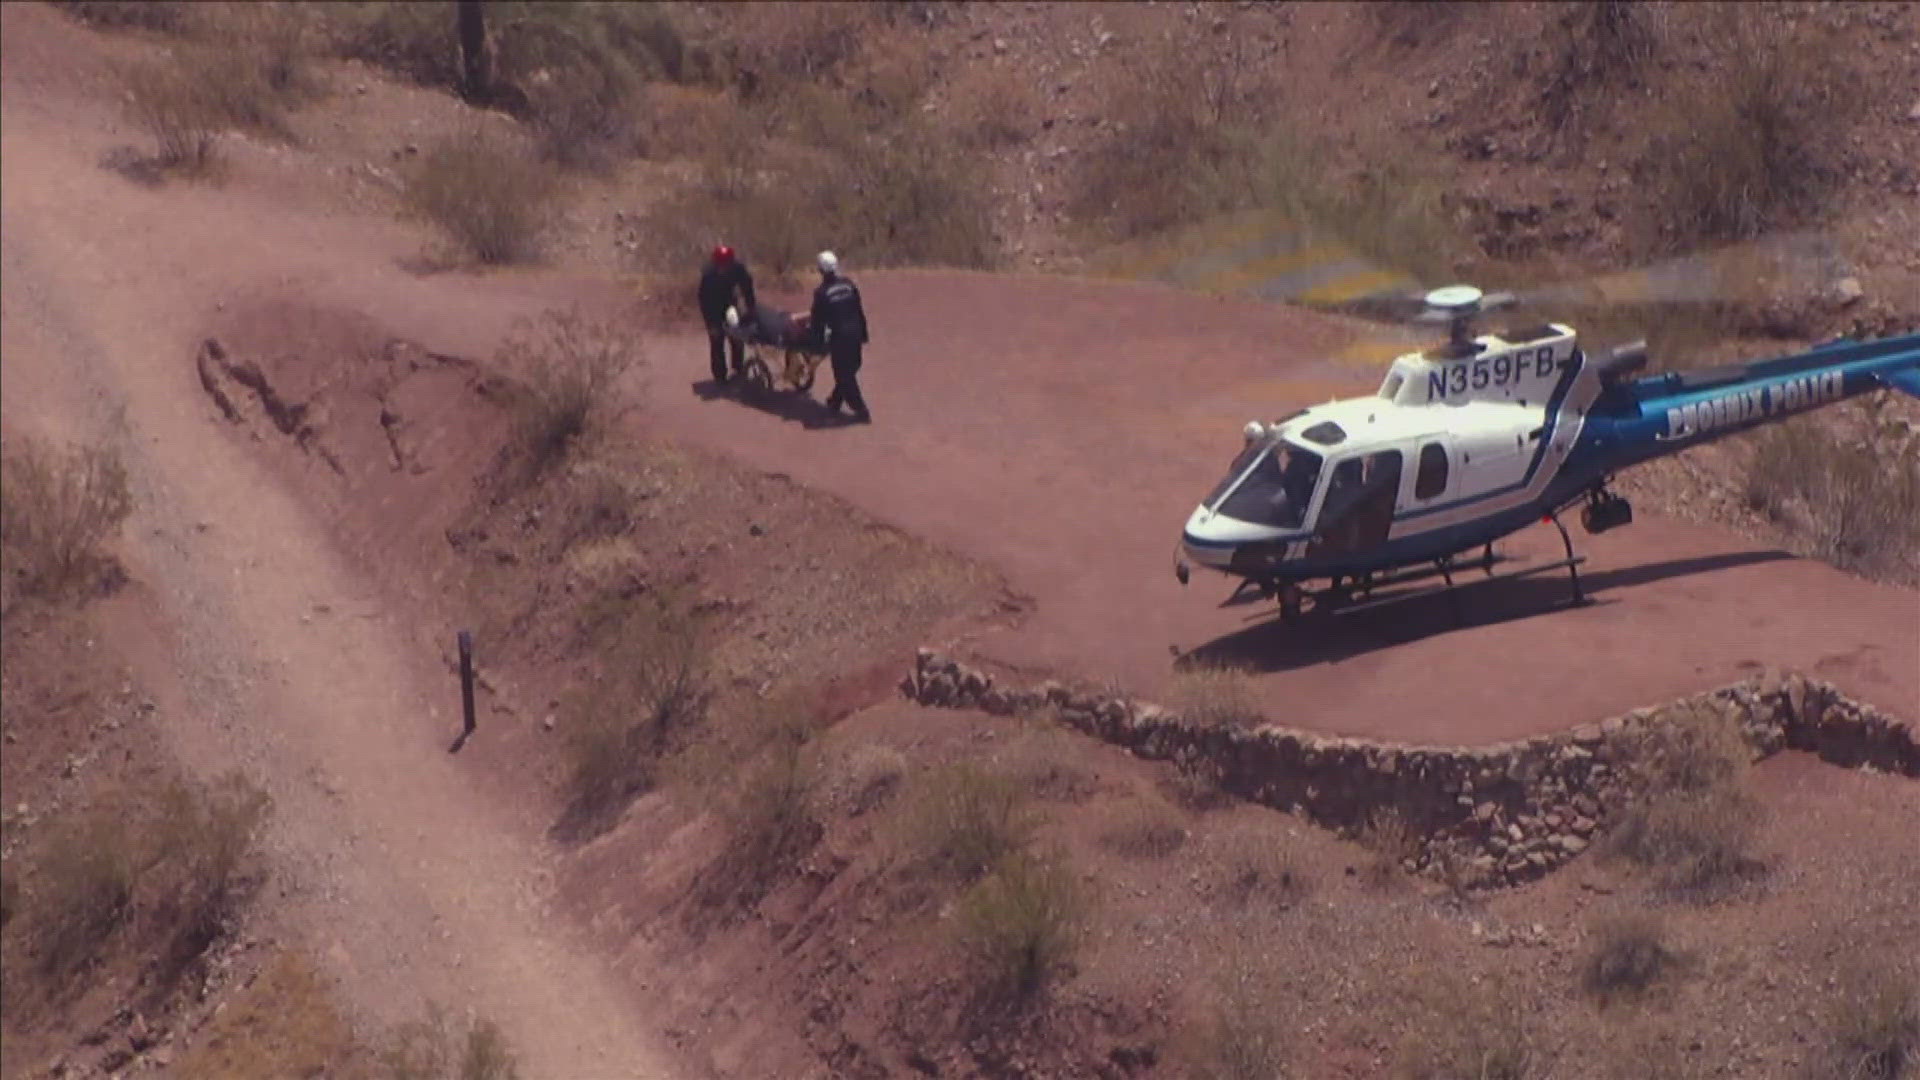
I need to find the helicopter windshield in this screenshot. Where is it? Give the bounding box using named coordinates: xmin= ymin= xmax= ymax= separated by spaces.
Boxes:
xmin=1213 ymin=443 xmax=1324 ymax=530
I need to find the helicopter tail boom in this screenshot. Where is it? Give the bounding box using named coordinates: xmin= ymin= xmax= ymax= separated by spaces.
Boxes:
xmin=1594 ymin=332 xmax=1920 ymax=468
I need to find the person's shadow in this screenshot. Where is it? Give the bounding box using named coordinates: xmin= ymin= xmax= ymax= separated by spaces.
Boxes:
xmin=691 ymin=378 xmax=857 ymax=429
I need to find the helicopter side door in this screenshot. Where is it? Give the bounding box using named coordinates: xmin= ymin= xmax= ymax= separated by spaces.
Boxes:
xmin=1306 ymin=447 xmax=1406 ymax=559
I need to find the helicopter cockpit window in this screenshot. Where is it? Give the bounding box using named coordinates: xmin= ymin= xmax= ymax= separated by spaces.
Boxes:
xmin=1214 ymin=444 xmax=1324 ymax=530
xmin=1299 ymin=421 xmax=1347 ymax=446
xmin=1203 ymin=441 xmax=1268 ymax=508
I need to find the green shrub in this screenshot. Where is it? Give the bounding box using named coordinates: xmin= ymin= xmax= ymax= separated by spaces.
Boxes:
xmin=955 ymin=850 xmax=1088 ymax=1006
xmin=907 ymin=763 xmax=1034 ymax=882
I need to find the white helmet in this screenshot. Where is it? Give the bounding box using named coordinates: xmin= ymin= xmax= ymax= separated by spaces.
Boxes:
xmin=817 ymin=250 xmax=839 ymax=275
xmin=725 ymin=304 xmax=740 ymax=328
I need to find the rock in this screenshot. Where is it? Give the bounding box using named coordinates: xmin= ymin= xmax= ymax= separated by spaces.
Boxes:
xmin=1833 ymin=277 xmax=1864 ymax=306
xmin=541 ymin=713 xmax=556 ymax=732
xmin=1909 ymin=98 xmax=1920 ymax=122
xmin=1572 ymin=815 xmax=1597 ymax=835
xmin=748 ymin=523 xmax=765 ymax=537
xmin=993 ymin=37 xmax=1007 ymax=53
xmin=1555 ymin=834 xmax=1589 ymax=855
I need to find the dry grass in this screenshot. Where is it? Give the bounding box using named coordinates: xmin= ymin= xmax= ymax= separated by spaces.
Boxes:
xmin=1744 ymin=410 xmax=1920 ymax=584
xmin=954 ymin=848 xmax=1089 ymax=1009
xmin=942 ymin=65 xmax=1038 ymax=150
xmin=1822 ymin=959 xmax=1920 ymax=1080
xmin=400 ymin=129 xmax=564 ymax=266
xmin=905 ymin=762 xmax=1035 ymax=883
xmin=1358 ymin=805 xmax=1419 ymax=892
xmin=1541 ymin=1 xmax=1664 ymax=141
xmin=1165 ymin=663 xmax=1267 ymax=729
xmin=55 ymin=0 xmax=193 ymax=33
xmin=1095 ymin=800 xmax=1188 ymax=861
xmin=707 ymin=721 xmax=822 ymax=906
xmin=0 ymin=437 xmax=132 ymax=617
xmin=1641 ymin=9 xmax=1864 ymax=247
xmin=1397 ymin=978 xmax=1540 ymax=1080
xmin=494 ymin=307 xmax=645 ymax=478
xmin=822 ymin=741 xmax=908 ymax=818
xmin=1580 ymin=911 xmax=1677 ymax=1005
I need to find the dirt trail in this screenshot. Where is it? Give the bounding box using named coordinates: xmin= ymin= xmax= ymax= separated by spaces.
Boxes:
xmin=1 ymin=34 xmax=675 ymax=1080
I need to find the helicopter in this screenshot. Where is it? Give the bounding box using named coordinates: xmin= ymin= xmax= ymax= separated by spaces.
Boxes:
xmin=1172 ymin=284 xmax=1920 ymax=623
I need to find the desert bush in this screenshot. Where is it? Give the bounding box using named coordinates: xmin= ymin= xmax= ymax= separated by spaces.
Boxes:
xmin=1542 ymin=1 xmax=1664 ymax=139
xmin=495 ymin=307 xmax=644 ymax=477
xmin=1399 ymin=989 xmax=1538 ymax=1080
xmin=1744 ymin=411 xmax=1920 ymax=582
xmin=333 ymin=0 xmax=462 ymax=89
xmin=823 ymin=742 xmax=908 ymax=817
xmin=556 ymin=590 xmax=709 ymax=837
xmin=1627 ymin=704 xmax=1753 ymax=795
xmin=1821 ymin=960 xmax=1919 ymax=1080
xmin=1603 ymin=784 xmax=1763 ymax=901
xmin=1580 ymin=911 xmax=1676 ymax=1003
xmin=1096 ymin=801 xmax=1188 ymax=861
xmin=1642 ymin=10 xmax=1864 ymax=247
xmin=1069 ymin=26 xmax=1275 ymax=242
xmin=1217 ymin=835 xmax=1311 ymax=911
xmin=379 ymin=1004 xmax=524 ymax=1080
xmin=710 ymin=728 xmax=821 ymax=904
xmin=1166 ymin=663 xmax=1268 ymax=728
xmin=943 ymin=66 xmax=1037 ymax=150
xmin=117 ymin=55 xmax=221 ymax=172
xmin=1358 ymin=805 xmax=1419 ymax=891
xmin=1178 ymin=958 xmax=1292 ymax=1080
xmin=25 ymin=771 xmax=269 ymax=988
xmin=400 ymin=130 xmax=564 ymax=266
xmin=0 ymin=437 xmax=132 ymax=613
xmin=907 ymin=762 xmax=1035 ymax=882
xmin=954 ymin=849 xmax=1088 ymax=1007
xmin=55 ymin=0 xmax=191 ymax=33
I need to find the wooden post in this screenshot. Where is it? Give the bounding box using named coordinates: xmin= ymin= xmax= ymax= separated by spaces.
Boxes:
xmin=450 ymin=629 xmax=477 ymax=753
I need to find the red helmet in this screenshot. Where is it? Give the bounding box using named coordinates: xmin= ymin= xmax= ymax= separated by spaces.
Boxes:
xmin=712 ymin=244 xmax=735 ymax=264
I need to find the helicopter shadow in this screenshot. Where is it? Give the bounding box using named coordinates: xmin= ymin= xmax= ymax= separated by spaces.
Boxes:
xmin=690 ymin=378 xmax=852 ymax=428
xmin=1178 ymin=548 xmax=1797 ymax=676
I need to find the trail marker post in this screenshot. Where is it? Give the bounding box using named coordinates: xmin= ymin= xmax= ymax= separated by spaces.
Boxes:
xmin=450 ymin=629 xmax=476 ymax=754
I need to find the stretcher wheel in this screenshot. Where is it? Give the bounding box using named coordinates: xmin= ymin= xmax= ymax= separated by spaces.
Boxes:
xmin=785 ymin=351 xmax=816 ymax=394
xmin=741 ymin=356 xmax=773 ymax=396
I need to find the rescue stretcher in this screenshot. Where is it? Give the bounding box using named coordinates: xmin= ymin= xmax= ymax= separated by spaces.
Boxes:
xmin=723 ymin=304 xmax=829 ymax=396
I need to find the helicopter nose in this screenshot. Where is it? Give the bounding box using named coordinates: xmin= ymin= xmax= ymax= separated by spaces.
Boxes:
xmin=1181 ymin=505 xmax=1236 ymax=569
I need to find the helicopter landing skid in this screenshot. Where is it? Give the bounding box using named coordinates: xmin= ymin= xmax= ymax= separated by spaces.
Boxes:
xmin=1265 ymin=516 xmax=1590 ymax=627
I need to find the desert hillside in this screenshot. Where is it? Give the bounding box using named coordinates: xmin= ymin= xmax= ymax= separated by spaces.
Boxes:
xmin=2 ymin=4 xmax=1916 ymax=1080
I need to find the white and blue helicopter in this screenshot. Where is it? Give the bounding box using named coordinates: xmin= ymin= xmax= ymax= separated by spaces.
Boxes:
xmin=1174 ymin=284 xmax=1920 ymax=623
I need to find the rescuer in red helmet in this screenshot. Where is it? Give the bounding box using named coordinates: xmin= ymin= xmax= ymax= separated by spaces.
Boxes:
xmin=697 ymin=243 xmax=757 ymax=384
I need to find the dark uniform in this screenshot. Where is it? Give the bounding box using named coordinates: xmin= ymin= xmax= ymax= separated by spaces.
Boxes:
xmin=697 ymin=251 xmax=756 ymax=383
xmin=810 ymin=270 xmax=870 ymax=421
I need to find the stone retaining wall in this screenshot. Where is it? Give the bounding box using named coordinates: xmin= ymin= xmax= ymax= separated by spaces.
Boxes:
xmin=900 ymin=650 xmax=1919 ymax=889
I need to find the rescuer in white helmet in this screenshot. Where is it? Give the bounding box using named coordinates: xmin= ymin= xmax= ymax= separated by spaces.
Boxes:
xmin=808 ymin=250 xmax=871 ymax=424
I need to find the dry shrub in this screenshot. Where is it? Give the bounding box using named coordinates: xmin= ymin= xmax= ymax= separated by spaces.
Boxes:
xmin=55 ymin=0 xmax=192 ymax=33
xmin=823 ymin=742 xmax=908 ymax=818
xmin=333 ymin=0 xmax=462 ymax=89
xmin=401 ymin=129 xmax=564 ymax=266
xmin=495 ymin=307 xmax=644 ymax=478
xmin=1096 ymin=801 xmax=1188 ymax=861
xmin=554 ymin=590 xmax=710 ymax=841
xmin=378 ymin=1004 xmax=524 ymax=1080
xmin=1358 ymin=805 xmax=1419 ymax=891
xmin=954 ymin=849 xmax=1088 ymax=1008
xmin=1822 ymin=959 xmax=1920 ymax=1080
xmin=1744 ymin=410 xmax=1920 ymax=583
xmin=21 ymin=771 xmax=269 ymax=993
xmin=1177 ymin=957 xmax=1292 ymax=1080
xmin=1604 ymin=708 xmax=1765 ymax=900
xmin=0 ymin=437 xmax=132 ymax=614
xmin=1580 ymin=911 xmax=1676 ymax=1004
xmin=1215 ymin=835 xmax=1310 ymax=911
xmin=716 ymin=1 xmax=869 ymax=102
xmin=943 ymin=66 xmax=1038 ymax=150
xmin=1541 ymin=1 xmax=1664 ymax=141
xmin=1642 ymin=9 xmax=1865 ymax=247
xmin=907 ymin=762 xmax=1035 ymax=883
xmin=1398 ymin=978 xmax=1539 ymax=1080
xmin=1069 ymin=26 xmax=1276 ymax=241
xmin=1166 ymin=663 xmax=1267 ymax=728
xmin=708 ymin=723 xmax=822 ymax=906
